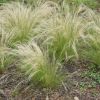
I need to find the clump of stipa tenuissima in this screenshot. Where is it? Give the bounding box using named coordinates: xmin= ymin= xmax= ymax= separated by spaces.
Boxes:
xmin=80 ymin=11 xmax=100 ymax=67
xmin=37 ymin=5 xmax=87 ymax=62
xmin=0 ymin=28 xmax=13 ymax=73
xmin=0 ymin=2 xmax=57 ymax=46
xmin=16 ymin=41 xmax=63 ymax=88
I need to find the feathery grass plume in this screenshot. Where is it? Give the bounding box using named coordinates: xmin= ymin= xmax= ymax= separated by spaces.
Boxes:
xmin=81 ymin=36 xmax=100 ymax=67
xmin=80 ymin=12 xmax=100 ymax=67
xmin=38 ymin=5 xmax=86 ymax=62
xmin=77 ymin=6 xmax=100 ymax=67
xmin=0 ymin=28 xmax=13 ymax=73
xmin=16 ymin=41 xmax=63 ymax=88
xmin=0 ymin=2 xmax=56 ymax=46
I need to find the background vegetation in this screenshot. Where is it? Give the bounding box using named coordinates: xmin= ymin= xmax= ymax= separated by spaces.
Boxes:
xmin=0 ymin=0 xmax=100 ymax=93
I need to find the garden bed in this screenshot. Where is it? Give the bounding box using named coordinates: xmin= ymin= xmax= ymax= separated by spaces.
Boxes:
xmin=0 ymin=61 xmax=100 ymax=100
xmin=0 ymin=0 xmax=100 ymax=100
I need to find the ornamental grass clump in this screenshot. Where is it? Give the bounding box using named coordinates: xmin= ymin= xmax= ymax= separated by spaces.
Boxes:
xmin=0 ymin=2 xmax=56 ymax=46
xmin=0 ymin=1 xmax=58 ymax=76
xmin=39 ymin=5 xmax=86 ymax=62
xmin=16 ymin=41 xmax=63 ymax=88
xmin=0 ymin=29 xmax=13 ymax=73
xmin=81 ymin=12 xmax=100 ymax=67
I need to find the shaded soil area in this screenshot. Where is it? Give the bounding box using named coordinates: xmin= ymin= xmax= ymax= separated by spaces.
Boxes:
xmin=0 ymin=61 xmax=100 ymax=100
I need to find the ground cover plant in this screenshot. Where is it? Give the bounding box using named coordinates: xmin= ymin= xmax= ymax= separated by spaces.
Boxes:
xmin=0 ymin=0 xmax=100 ymax=99
xmin=79 ymin=8 xmax=100 ymax=68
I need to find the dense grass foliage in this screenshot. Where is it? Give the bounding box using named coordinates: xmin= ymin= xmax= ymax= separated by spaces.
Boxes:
xmin=16 ymin=42 xmax=63 ymax=88
xmin=0 ymin=2 xmax=55 ymax=46
xmin=0 ymin=1 xmax=100 ymax=88
xmin=39 ymin=9 xmax=85 ymax=62
xmin=0 ymin=25 xmax=13 ymax=72
xmin=0 ymin=0 xmax=99 ymax=9
xmin=79 ymin=8 xmax=100 ymax=68
xmin=64 ymin=0 xmax=99 ymax=9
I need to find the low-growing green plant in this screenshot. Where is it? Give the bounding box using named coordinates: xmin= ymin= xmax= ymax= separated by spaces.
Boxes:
xmin=83 ymin=70 xmax=100 ymax=85
xmin=16 ymin=42 xmax=63 ymax=88
xmin=88 ymin=71 xmax=100 ymax=84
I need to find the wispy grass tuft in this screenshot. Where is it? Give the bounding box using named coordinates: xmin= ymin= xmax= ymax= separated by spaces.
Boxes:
xmin=79 ymin=9 xmax=100 ymax=67
xmin=38 ymin=5 xmax=86 ymax=62
xmin=0 ymin=2 xmax=56 ymax=46
xmin=16 ymin=41 xmax=63 ymax=88
xmin=0 ymin=28 xmax=13 ymax=73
